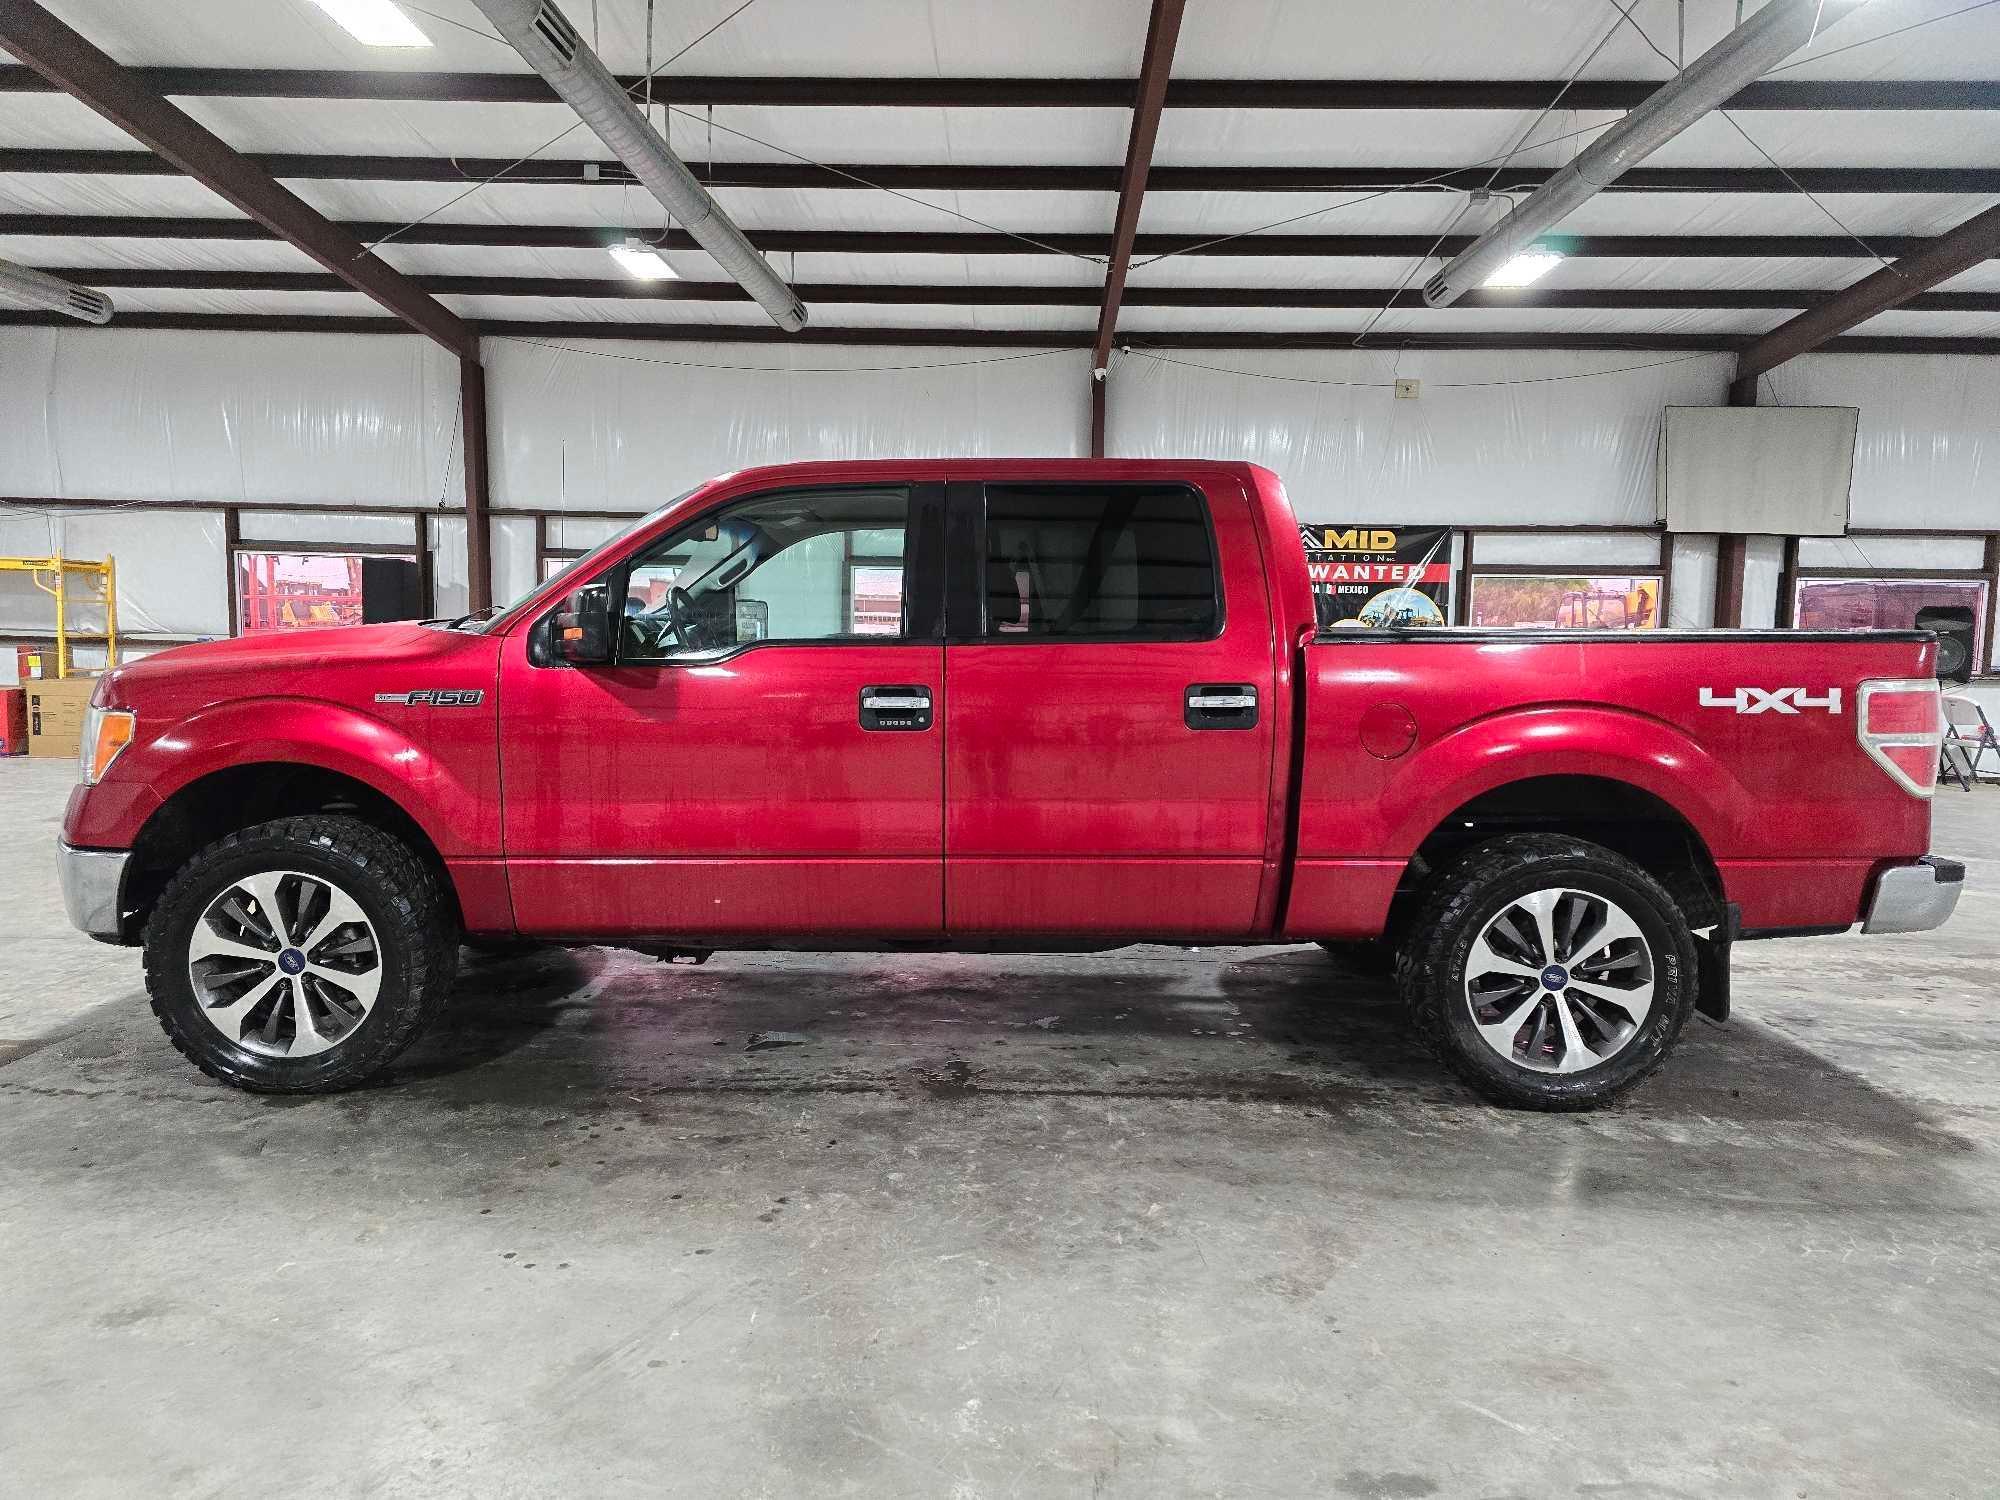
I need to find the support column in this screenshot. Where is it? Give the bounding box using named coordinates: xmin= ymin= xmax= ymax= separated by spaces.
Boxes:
xmin=1715 ymin=534 xmax=1748 ymax=628
xmin=460 ymin=354 xmax=493 ymax=612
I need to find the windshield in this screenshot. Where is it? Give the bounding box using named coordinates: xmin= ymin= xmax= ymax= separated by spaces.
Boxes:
xmin=473 ymin=488 xmax=698 ymax=633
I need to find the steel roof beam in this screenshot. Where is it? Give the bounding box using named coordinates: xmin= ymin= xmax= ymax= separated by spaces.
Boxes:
xmin=29 ymin=265 xmax=2000 ymax=313
xmin=1730 ymin=200 xmax=2000 ymax=399
xmin=0 ymin=1 xmax=474 ymax=356
xmin=0 ymin=216 xmax=1989 ymax=263
xmin=1091 ymin=0 xmax=1187 ymax=455
xmin=0 ymin=67 xmax=1993 ymax=110
xmin=6 ymin=148 xmax=1994 ymax=196
xmin=0 ymin=309 xmax=1994 ymax=356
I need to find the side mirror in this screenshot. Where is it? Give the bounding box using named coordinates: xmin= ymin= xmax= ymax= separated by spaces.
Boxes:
xmin=554 ymin=586 xmax=613 ymax=665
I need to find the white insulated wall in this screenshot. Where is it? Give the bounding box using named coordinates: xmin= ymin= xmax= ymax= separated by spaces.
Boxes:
xmin=0 ymin=328 xmax=1995 ymax=636
xmin=483 ymin=338 xmax=1092 ymax=511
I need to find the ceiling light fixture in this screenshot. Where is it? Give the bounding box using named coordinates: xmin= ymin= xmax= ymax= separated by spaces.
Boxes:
xmin=304 ymin=0 xmax=433 ymax=48
xmin=609 ymin=237 xmax=680 ymax=281
xmin=1482 ymin=248 xmax=1565 ymax=289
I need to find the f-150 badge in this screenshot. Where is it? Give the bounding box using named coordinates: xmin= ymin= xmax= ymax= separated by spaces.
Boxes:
xmin=1699 ymin=686 xmax=1841 ymax=714
xmin=374 ymin=689 xmax=485 ymax=707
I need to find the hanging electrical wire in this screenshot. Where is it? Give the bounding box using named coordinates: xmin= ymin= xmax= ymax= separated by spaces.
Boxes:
xmin=488 ymin=336 xmax=1078 ymax=374
xmin=1119 ymin=347 xmax=1724 ymax=390
xmin=1127 ymin=0 xmax=1997 ymax=275
xmin=1599 ymin=0 xmax=1899 ymax=273
xmin=360 ymin=0 xmax=764 ymax=254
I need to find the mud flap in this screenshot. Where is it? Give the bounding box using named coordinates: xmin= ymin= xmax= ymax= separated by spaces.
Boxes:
xmin=1694 ymin=902 xmax=1740 ymax=1024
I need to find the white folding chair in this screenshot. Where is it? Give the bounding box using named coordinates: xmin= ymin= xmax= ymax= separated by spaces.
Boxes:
xmin=1941 ymin=694 xmax=1998 ymax=789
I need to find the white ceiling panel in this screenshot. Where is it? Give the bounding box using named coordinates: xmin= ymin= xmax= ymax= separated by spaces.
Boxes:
xmin=1848 ymin=308 xmax=2000 ymax=338
xmin=0 ymin=236 xmax=322 ymax=272
xmin=1124 ymin=253 xmax=1905 ymax=293
xmin=1939 ymin=262 xmax=2000 ymax=293
xmin=0 ymin=171 xmax=239 ymax=217
xmin=27 ymin=0 xmax=1151 ymax=77
xmin=437 ymin=294 xmax=1095 ymax=333
xmin=4 ymin=0 xmax=1995 ymax=354
xmin=167 ymin=97 xmax=1131 ymax=167
xmin=1139 ymin=188 xmax=2000 ymax=240
xmin=371 ymin=242 xmax=1106 ymax=285
xmin=281 ymin=177 xmax=1121 ymax=237
xmin=1173 ymin=0 xmax=1672 ymax=83
xmin=1772 ymin=0 xmax=2000 ymax=81
xmin=1153 ymin=107 xmax=1621 ymax=172
xmin=1359 ymin=306 xmax=1782 ymax=338
xmin=0 ymin=92 xmax=147 ymax=149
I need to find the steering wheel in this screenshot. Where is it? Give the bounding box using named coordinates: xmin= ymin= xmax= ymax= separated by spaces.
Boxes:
xmin=631 ymin=585 xmax=699 ymax=656
xmin=664 ymin=584 xmax=694 ymax=644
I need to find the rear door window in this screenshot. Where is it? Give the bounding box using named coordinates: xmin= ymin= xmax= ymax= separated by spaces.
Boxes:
xmin=981 ymin=484 xmax=1219 ymax=640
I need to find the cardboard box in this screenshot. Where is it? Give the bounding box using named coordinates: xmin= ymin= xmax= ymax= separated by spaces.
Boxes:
xmin=27 ymin=676 xmax=95 ymax=759
xmin=0 ymin=687 xmax=25 ymax=756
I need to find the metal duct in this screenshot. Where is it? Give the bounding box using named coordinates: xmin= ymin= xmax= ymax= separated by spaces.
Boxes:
xmin=0 ymin=256 xmax=112 ymax=322
xmin=471 ymin=0 xmax=806 ymax=332
xmin=1424 ymin=0 xmax=1872 ymax=307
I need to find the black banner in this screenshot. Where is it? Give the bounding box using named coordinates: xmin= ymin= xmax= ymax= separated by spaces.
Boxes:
xmin=1299 ymin=525 xmax=1455 ymax=628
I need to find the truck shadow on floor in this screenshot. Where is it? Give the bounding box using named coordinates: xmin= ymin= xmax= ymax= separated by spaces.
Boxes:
xmin=390 ymin=944 xmax=1971 ymax=1167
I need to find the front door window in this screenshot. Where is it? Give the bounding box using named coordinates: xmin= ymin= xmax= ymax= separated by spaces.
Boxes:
xmin=616 ymin=488 xmax=911 ymax=662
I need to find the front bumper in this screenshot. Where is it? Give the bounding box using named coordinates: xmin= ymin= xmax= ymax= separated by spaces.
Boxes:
xmin=1861 ymin=855 xmax=1964 ymax=935
xmin=57 ymin=840 xmax=130 ymax=943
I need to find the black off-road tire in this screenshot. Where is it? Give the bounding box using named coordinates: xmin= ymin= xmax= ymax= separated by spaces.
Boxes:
xmin=142 ymin=815 xmax=459 ymax=1093
xmin=1395 ymin=833 xmax=1698 ymax=1112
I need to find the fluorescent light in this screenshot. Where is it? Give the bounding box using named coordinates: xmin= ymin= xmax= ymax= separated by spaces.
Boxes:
xmin=305 ymin=0 xmax=433 ymax=47
xmin=609 ymin=238 xmax=681 ymax=281
xmin=1482 ymin=248 xmax=1565 ymax=289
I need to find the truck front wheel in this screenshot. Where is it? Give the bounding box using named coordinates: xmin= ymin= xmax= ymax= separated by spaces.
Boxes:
xmin=142 ymin=815 xmax=459 ymax=1093
xmin=1396 ymin=834 xmax=1697 ymax=1111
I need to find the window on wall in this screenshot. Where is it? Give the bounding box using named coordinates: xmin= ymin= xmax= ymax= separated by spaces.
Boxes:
xmin=234 ymin=551 xmax=422 ymax=634
xmin=1794 ymin=576 xmax=1991 ymax=674
xmin=1469 ymin=574 xmax=1662 ymax=630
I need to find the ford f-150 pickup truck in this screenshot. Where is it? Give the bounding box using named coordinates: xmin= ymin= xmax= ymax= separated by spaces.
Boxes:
xmin=58 ymin=460 xmax=1963 ymax=1109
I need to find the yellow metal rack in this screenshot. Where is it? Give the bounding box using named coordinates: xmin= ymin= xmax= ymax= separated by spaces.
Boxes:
xmin=0 ymin=553 xmax=118 ymax=678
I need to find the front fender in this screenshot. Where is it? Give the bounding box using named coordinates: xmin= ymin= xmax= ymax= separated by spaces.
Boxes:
xmin=65 ymin=696 xmax=479 ymax=857
xmin=1379 ymin=704 xmax=1753 ymax=858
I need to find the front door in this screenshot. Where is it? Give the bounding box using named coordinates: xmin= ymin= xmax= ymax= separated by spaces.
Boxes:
xmin=500 ymin=483 xmax=945 ymax=941
xmin=942 ymin=476 xmax=1276 ymax=937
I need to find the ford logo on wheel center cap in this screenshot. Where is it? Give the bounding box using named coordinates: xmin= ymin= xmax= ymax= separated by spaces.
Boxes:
xmin=1539 ymin=964 xmax=1569 ymax=990
xmin=278 ymin=948 xmax=307 ymax=975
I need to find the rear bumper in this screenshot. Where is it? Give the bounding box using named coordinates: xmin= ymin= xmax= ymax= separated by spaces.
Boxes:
xmin=1861 ymin=856 xmax=1964 ymax=935
xmin=57 ymin=840 xmax=130 ymax=943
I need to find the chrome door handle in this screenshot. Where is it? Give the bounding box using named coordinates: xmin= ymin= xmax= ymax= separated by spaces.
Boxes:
xmin=860 ymin=685 xmax=932 ymax=731
xmin=1186 ymin=683 xmax=1258 ymax=730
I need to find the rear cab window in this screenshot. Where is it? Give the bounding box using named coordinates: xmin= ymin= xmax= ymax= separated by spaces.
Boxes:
xmin=980 ymin=483 xmax=1221 ymax=641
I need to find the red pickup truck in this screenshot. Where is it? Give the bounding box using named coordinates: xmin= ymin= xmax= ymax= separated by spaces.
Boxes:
xmin=58 ymin=459 xmax=1961 ymax=1109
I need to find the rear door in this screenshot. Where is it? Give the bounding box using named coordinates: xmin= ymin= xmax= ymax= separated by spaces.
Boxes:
xmin=941 ymin=475 xmax=1276 ymax=937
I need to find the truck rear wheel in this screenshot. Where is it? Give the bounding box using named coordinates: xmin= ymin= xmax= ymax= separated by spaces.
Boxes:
xmin=1396 ymin=834 xmax=1697 ymax=1111
xmin=142 ymin=815 xmax=459 ymax=1093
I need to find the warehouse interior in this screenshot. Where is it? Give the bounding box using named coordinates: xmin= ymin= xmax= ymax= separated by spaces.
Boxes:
xmin=2 ymin=0 xmax=1998 ymax=1494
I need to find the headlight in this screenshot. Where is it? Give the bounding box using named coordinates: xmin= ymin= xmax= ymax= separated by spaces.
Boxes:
xmin=79 ymin=703 xmax=135 ymax=785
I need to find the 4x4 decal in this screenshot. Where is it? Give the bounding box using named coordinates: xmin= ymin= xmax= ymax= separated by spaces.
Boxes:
xmin=373 ymin=689 xmax=486 ymax=707
xmin=1699 ymin=686 xmax=1842 ymax=715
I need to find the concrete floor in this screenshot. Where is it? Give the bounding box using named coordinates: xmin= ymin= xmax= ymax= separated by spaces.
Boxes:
xmin=2 ymin=754 xmax=1997 ymax=1499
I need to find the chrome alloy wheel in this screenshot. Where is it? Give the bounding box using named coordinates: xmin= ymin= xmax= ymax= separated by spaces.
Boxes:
xmin=1463 ymin=886 xmax=1655 ymax=1075
xmin=185 ymin=870 xmax=383 ymax=1058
